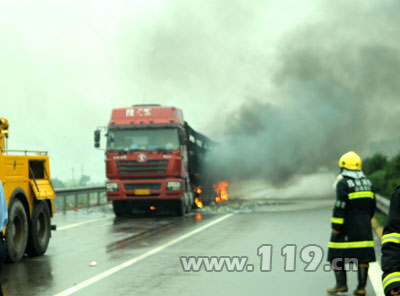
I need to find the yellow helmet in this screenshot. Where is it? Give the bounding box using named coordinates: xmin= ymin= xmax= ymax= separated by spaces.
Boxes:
xmin=338 ymin=151 xmax=362 ymax=170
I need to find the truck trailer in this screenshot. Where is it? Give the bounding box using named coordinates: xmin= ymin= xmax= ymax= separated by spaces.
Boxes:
xmin=95 ymin=105 xmax=214 ymax=216
xmin=0 ymin=118 xmax=56 ymax=262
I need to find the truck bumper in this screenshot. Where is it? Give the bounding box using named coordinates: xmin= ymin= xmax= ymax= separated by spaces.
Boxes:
xmin=106 ymin=178 xmax=184 ymax=201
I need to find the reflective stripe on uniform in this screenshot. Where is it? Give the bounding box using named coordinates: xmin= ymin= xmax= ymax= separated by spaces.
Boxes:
xmin=331 ymin=217 xmax=344 ymax=224
xmin=383 ymin=272 xmax=400 ymax=290
xmin=382 ymin=233 xmax=400 ymax=245
xmin=348 ymin=191 xmax=375 ymax=200
xmin=328 ymin=241 xmax=374 ymax=249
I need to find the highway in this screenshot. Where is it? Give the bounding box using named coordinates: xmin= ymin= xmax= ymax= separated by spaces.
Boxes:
xmin=2 ymin=198 xmax=383 ymax=296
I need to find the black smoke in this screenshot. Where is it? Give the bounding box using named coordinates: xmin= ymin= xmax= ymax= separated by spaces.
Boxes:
xmin=210 ymin=1 xmax=400 ymax=185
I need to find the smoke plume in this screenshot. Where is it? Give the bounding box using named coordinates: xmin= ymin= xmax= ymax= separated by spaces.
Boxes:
xmin=209 ymin=1 xmax=400 ymax=185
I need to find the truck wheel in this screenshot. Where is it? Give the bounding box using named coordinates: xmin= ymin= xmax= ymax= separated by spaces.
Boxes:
xmin=175 ymin=199 xmax=185 ymax=217
xmin=6 ymin=199 xmax=28 ymax=263
xmin=185 ymin=193 xmax=193 ymax=214
xmin=112 ymin=200 xmax=132 ymax=217
xmin=185 ymin=203 xmax=190 ymax=214
xmin=183 ymin=194 xmax=189 ymax=214
xmin=26 ymin=201 xmax=51 ymax=256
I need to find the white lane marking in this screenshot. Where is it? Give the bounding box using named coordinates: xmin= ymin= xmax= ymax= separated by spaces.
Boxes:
xmin=54 ymin=213 xmax=234 ymax=296
xmin=56 ymin=218 xmax=104 ymax=231
xmin=369 ymin=262 xmax=384 ymax=296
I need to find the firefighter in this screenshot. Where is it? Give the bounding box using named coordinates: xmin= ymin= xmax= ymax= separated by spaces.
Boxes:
xmin=381 ymin=187 xmax=400 ymax=295
xmin=0 ymin=180 xmax=8 ymax=296
xmin=327 ymin=151 xmax=376 ymax=295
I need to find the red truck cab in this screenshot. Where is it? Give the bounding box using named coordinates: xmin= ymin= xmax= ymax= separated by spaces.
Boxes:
xmin=96 ymin=105 xmax=201 ymax=216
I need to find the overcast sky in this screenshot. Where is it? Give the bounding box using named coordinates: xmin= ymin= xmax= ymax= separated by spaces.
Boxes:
xmin=1 ymin=0 xmax=399 ymax=184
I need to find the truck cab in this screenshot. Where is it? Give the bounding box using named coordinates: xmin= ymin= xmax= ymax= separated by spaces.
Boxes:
xmin=96 ymin=105 xmax=211 ymax=216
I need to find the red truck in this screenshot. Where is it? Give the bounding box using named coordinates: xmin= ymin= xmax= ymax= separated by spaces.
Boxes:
xmin=95 ymin=105 xmax=214 ymax=216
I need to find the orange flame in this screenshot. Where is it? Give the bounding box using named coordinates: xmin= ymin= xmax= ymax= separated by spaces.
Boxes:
xmin=194 ymin=186 xmax=202 ymax=195
xmin=214 ymin=181 xmax=229 ymax=203
xmin=194 ymin=197 xmax=203 ymax=208
xmin=193 ymin=186 xmax=204 ymax=208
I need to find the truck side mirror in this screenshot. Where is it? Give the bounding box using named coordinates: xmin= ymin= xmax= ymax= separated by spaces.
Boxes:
xmin=94 ymin=130 xmax=101 ymax=148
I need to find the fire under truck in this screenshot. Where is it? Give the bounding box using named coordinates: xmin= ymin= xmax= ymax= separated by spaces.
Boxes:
xmin=95 ymin=105 xmax=214 ymax=216
xmin=0 ymin=118 xmax=56 ymax=262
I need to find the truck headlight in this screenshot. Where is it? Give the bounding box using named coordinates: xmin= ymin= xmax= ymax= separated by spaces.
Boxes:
xmin=167 ymin=181 xmax=181 ymax=191
xmin=106 ymin=182 xmax=119 ymax=192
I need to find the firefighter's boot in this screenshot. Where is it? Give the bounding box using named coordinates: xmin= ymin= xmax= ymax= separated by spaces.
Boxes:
xmin=327 ymin=270 xmax=348 ymax=294
xmin=354 ymin=264 xmax=369 ymax=295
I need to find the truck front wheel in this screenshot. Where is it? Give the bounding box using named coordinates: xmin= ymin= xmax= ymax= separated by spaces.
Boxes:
xmin=175 ymin=199 xmax=185 ymax=217
xmin=6 ymin=199 xmax=28 ymax=263
xmin=26 ymin=201 xmax=51 ymax=256
xmin=184 ymin=193 xmax=193 ymax=214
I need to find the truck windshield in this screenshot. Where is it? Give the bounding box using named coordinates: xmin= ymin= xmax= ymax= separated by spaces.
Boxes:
xmin=107 ymin=128 xmax=180 ymax=152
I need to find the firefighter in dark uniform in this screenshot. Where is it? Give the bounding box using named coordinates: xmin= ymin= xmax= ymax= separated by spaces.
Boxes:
xmin=381 ymin=187 xmax=400 ymax=295
xmin=327 ymin=151 xmax=376 ymax=295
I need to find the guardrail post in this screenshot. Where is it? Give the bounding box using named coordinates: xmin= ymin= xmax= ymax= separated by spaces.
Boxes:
xmin=97 ymin=192 xmax=101 ymax=205
xmin=87 ymin=193 xmax=90 ymax=208
xmin=75 ymin=194 xmax=78 ymax=209
xmin=63 ymin=195 xmax=67 ymax=213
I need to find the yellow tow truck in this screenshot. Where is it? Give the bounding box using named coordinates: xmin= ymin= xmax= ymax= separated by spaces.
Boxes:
xmin=0 ymin=118 xmax=56 ymax=262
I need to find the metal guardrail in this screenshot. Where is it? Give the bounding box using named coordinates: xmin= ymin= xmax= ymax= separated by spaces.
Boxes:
xmin=54 ymin=186 xmax=391 ymax=215
xmin=54 ymin=186 xmax=107 ymax=213
xmin=376 ymin=194 xmax=390 ymax=215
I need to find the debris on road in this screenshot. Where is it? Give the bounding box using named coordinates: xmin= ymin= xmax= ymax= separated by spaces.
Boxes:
xmin=89 ymin=261 xmax=97 ymax=267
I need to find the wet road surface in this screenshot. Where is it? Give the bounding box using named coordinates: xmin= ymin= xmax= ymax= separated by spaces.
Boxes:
xmin=2 ymin=199 xmax=382 ymax=296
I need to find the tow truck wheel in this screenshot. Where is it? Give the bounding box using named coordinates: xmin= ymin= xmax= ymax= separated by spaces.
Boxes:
xmin=26 ymin=201 xmax=51 ymax=256
xmin=6 ymin=199 xmax=28 ymax=263
xmin=112 ymin=200 xmax=132 ymax=217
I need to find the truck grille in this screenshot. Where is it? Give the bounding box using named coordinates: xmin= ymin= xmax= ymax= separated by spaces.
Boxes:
xmin=124 ymin=183 xmax=162 ymax=191
xmin=116 ymin=160 xmax=168 ymax=175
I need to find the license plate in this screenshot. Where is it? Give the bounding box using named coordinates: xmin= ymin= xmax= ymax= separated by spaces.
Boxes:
xmin=135 ymin=189 xmax=150 ymax=195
